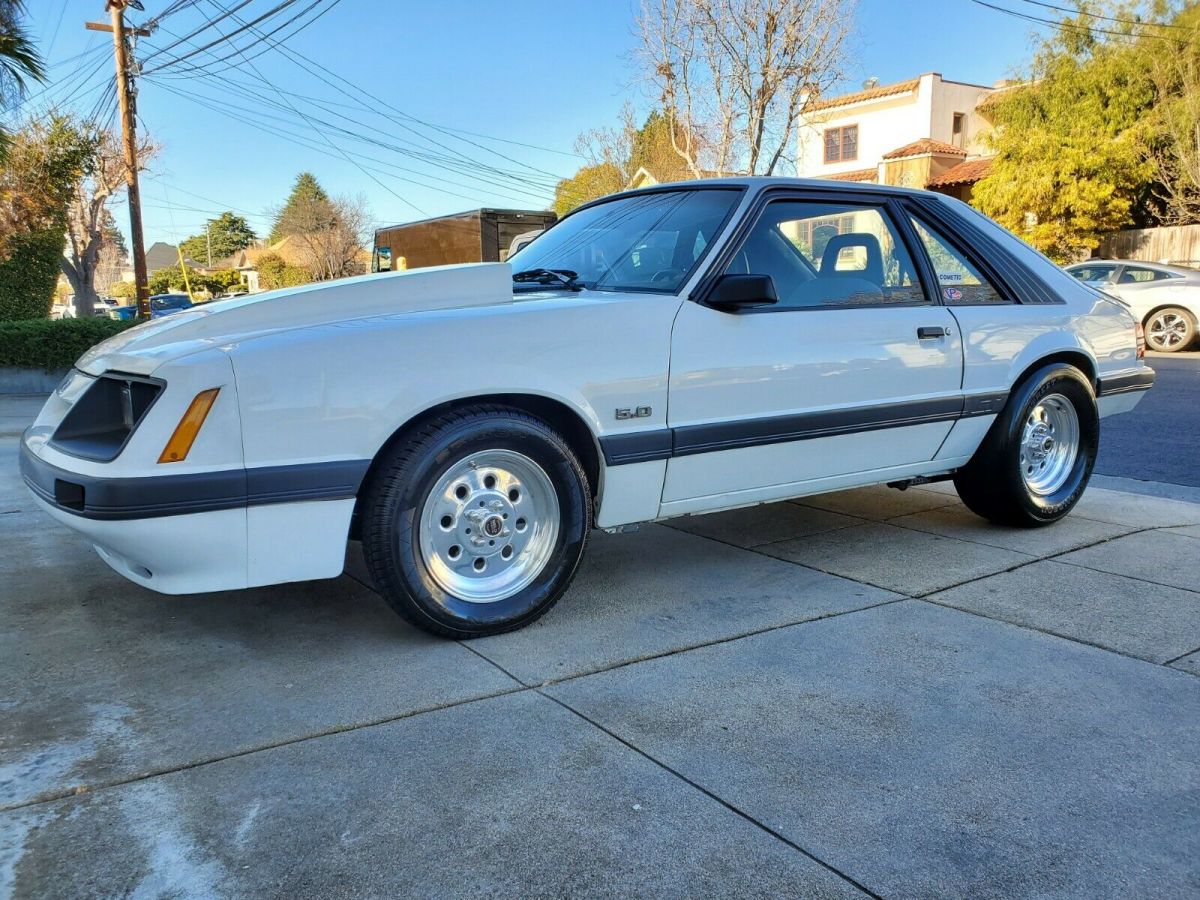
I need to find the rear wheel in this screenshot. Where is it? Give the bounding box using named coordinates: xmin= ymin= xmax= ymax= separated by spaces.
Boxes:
xmin=361 ymin=406 xmax=591 ymax=638
xmin=1144 ymin=307 xmax=1196 ymax=352
xmin=953 ymin=364 xmax=1098 ymax=527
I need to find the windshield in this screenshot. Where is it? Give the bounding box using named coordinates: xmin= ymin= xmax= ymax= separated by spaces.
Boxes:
xmin=151 ymin=295 xmax=190 ymax=310
xmin=508 ymin=188 xmax=741 ymax=293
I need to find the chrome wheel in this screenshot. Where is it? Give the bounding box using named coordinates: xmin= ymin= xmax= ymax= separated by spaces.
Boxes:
xmin=1019 ymin=393 xmax=1079 ymax=496
xmin=1146 ymin=310 xmax=1193 ymax=351
xmin=418 ymin=449 xmax=559 ymax=603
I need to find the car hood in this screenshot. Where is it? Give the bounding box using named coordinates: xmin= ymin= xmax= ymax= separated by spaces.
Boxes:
xmin=75 ymin=263 xmax=514 ymax=376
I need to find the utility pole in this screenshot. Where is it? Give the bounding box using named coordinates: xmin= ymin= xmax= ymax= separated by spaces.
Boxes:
xmin=88 ymin=3 xmax=151 ymax=318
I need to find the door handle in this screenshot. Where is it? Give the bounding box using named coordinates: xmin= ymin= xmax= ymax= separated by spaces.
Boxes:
xmin=917 ymin=326 xmax=948 ymax=339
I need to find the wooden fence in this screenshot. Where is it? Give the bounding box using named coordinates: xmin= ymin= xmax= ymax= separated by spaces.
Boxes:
xmin=1098 ymin=225 xmax=1200 ymax=267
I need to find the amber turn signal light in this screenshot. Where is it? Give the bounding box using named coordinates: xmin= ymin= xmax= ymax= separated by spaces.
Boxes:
xmin=158 ymin=388 xmax=220 ymax=463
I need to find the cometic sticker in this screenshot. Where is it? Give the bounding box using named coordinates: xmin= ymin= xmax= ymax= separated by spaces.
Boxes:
xmin=943 ymin=287 xmax=963 ymax=301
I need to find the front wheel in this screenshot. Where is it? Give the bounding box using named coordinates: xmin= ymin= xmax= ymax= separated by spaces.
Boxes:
xmin=954 ymin=364 xmax=1098 ymax=527
xmin=1144 ymin=307 xmax=1197 ymax=352
xmin=361 ymin=406 xmax=591 ymax=638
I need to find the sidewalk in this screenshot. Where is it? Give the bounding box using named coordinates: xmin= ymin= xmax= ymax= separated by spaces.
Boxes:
xmin=2 ymin=400 xmax=1198 ymax=897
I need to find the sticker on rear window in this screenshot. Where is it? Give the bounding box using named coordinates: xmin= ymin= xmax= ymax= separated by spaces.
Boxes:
xmin=943 ymin=287 xmax=963 ymax=301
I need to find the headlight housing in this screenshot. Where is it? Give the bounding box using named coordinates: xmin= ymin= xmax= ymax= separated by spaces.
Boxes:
xmin=49 ymin=372 xmax=163 ymax=461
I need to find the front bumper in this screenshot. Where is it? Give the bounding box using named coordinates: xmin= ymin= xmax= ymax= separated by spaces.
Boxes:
xmin=20 ymin=433 xmax=363 ymax=594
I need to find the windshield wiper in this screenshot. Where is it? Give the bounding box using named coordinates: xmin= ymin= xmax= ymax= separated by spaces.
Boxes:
xmin=512 ymin=268 xmax=584 ymax=291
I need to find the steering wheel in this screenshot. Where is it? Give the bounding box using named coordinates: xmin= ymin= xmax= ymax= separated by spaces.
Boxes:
xmin=650 ymin=268 xmax=685 ymax=285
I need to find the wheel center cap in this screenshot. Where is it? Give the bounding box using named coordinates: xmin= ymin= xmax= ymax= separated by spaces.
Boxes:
xmin=484 ymin=516 xmax=504 ymax=537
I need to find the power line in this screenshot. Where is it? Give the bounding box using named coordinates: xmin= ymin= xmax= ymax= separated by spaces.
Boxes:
xmin=140 ymin=0 xmax=304 ymax=74
xmin=44 ymin=0 xmax=69 ymax=56
xmin=150 ymin=78 xmax=549 ymax=207
xmin=147 ymin=0 xmax=571 ymax=185
xmin=137 ymin=0 xmax=259 ymax=65
xmin=168 ymin=3 xmax=432 ymax=218
xmin=138 ymin=17 xmax=561 ymax=201
xmin=1014 ymin=0 xmax=1191 ymax=31
xmin=152 ymin=75 xmax=557 ymax=205
xmin=969 ymin=0 xmax=1187 ymax=44
xmin=151 ymin=0 xmax=338 ymax=78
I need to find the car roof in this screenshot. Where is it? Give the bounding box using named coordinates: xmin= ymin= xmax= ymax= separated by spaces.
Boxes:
xmin=1068 ymin=259 xmax=1200 ymax=277
xmin=590 ymin=175 xmax=941 ymax=206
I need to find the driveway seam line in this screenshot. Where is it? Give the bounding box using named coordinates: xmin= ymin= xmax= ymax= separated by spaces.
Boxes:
xmin=914 ymin=596 xmax=1181 ymax=667
xmin=680 ymin=517 xmax=1194 ymax=671
xmin=528 ymin=596 xmax=910 ymax=689
xmin=907 ymin=525 xmax=1164 ymax=598
xmin=1163 ymin=647 xmax=1200 ymax=667
xmin=1050 ymin=558 xmax=1200 ymax=598
xmin=658 ymin=521 xmax=912 ymax=597
xmin=538 ymin=689 xmax=881 ymax=900
xmin=0 ymin=682 xmax=530 ymax=814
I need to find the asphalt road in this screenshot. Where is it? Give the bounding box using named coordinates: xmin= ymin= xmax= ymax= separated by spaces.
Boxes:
xmin=1095 ymin=351 xmax=1200 ymax=489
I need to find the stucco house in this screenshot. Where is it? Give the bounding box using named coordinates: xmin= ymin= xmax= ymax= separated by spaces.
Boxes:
xmin=795 ymin=72 xmax=1007 ymax=200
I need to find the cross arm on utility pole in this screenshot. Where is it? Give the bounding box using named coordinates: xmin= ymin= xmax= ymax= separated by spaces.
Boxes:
xmin=84 ymin=21 xmax=151 ymax=37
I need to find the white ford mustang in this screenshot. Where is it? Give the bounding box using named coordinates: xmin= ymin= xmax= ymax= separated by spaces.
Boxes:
xmin=21 ymin=178 xmax=1154 ymax=637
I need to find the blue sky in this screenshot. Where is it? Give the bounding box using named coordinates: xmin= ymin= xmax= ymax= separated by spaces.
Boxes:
xmin=22 ymin=0 xmax=1040 ymax=248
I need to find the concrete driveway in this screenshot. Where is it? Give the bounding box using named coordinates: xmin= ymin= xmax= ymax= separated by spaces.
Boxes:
xmin=2 ymin=400 xmax=1199 ymax=897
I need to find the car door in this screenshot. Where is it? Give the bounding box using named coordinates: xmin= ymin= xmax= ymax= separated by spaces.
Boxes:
xmin=1109 ymin=264 xmax=1176 ymax=317
xmin=663 ymin=192 xmax=963 ymax=509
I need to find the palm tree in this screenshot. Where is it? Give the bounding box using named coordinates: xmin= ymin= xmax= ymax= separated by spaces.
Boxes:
xmin=0 ymin=0 xmax=45 ymax=161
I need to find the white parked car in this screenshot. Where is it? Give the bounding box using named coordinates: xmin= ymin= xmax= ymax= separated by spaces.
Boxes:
xmin=1065 ymin=259 xmax=1200 ymax=352
xmin=21 ymin=179 xmax=1154 ymax=637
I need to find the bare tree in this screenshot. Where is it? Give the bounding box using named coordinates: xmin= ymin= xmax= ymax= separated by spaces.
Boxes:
xmin=274 ymin=191 xmax=371 ymax=281
xmin=60 ymin=128 xmax=155 ymax=316
xmin=636 ymin=0 xmax=855 ymax=176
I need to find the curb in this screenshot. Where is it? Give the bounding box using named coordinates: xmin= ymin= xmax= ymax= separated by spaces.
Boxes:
xmin=0 ymin=368 xmax=67 ymax=395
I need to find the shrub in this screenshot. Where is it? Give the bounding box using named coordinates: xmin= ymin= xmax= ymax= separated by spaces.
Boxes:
xmin=0 ymin=229 xmax=65 ymax=321
xmin=257 ymin=252 xmax=312 ymax=290
xmin=0 ymin=317 xmax=136 ymax=371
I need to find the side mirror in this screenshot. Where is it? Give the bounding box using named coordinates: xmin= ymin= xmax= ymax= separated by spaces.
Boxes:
xmin=707 ymin=274 xmax=779 ymax=312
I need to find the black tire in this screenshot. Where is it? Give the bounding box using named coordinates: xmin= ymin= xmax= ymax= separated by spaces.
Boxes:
xmin=953 ymin=364 xmax=1098 ymax=527
xmin=1143 ymin=307 xmax=1197 ymax=353
xmin=361 ymin=406 xmax=591 ymax=638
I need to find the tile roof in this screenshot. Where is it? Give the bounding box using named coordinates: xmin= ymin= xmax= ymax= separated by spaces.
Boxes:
xmin=926 ymin=157 xmax=994 ymax=187
xmin=804 ymin=77 xmax=920 ymax=113
xmin=883 ymin=138 xmax=966 ymax=160
xmin=819 ymin=167 xmax=878 ymax=183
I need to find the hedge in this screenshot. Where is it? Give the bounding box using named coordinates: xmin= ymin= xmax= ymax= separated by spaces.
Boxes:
xmin=0 ymin=317 xmax=137 ymax=371
xmin=0 ymin=229 xmax=65 ymax=321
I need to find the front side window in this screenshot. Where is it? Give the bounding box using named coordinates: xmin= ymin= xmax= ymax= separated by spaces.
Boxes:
xmin=1069 ymin=264 xmax=1118 ymax=284
xmin=909 ymin=215 xmax=1005 ymax=304
xmin=823 ymin=125 xmax=859 ymax=164
xmin=507 ymin=189 xmax=740 ymax=293
xmin=724 ymin=200 xmax=925 ymax=309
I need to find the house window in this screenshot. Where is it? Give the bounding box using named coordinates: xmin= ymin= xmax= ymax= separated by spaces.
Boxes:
xmin=823 ymin=124 xmax=858 ymax=164
xmin=952 ymin=113 xmax=966 ymax=149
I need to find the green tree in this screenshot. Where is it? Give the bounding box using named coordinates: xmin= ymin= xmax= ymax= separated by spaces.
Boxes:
xmin=269 ymin=172 xmax=330 ymax=242
xmin=179 ymin=212 xmax=257 ymax=266
xmin=554 ymin=162 xmax=625 ymax=216
xmin=0 ymin=115 xmax=95 ymax=319
xmin=0 ymin=1 xmax=44 ymax=163
xmin=971 ymin=12 xmax=1155 ymax=261
xmin=554 ymin=108 xmax=703 ymax=214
